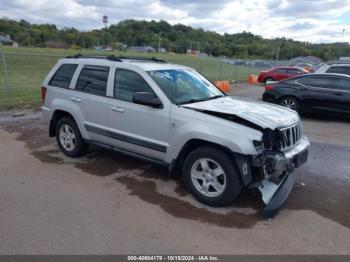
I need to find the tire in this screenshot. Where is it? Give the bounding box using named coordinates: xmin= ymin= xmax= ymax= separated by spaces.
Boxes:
xmin=264 ymin=77 xmax=275 ymax=84
xmin=55 ymin=116 xmax=88 ymax=157
xmin=183 ymin=146 xmax=243 ymax=207
xmin=279 ymin=96 xmax=300 ymax=113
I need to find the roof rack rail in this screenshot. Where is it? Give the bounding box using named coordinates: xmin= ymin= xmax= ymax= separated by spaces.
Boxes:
xmin=117 ymin=56 xmax=166 ymax=63
xmin=66 ymin=54 xmax=166 ymax=63
xmin=66 ymin=53 xmax=123 ymax=62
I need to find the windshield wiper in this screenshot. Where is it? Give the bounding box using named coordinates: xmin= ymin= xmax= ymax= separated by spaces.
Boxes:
xmin=180 ymin=95 xmax=224 ymax=105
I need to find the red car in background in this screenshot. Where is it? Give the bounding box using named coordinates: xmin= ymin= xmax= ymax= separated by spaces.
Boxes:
xmin=258 ymin=67 xmax=308 ymax=84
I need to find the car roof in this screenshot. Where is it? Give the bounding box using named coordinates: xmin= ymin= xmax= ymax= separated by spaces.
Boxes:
xmin=293 ymin=73 xmax=350 ymax=79
xmin=271 ymin=66 xmax=305 ymax=70
xmin=312 ymin=73 xmax=350 ymax=78
xmin=328 ymin=63 xmax=350 ymax=67
xmin=59 ymin=57 xmax=192 ymax=71
xmin=277 ymin=73 xmax=350 ymax=84
xmin=122 ymin=60 xmax=192 ymax=71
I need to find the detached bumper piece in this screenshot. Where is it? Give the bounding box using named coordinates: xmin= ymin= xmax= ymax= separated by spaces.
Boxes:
xmin=259 ymin=171 xmax=295 ymax=219
xmin=257 ymin=148 xmax=308 ymax=219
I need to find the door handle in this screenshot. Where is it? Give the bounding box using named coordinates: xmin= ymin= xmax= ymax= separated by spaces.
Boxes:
xmin=110 ymin=106 xmax=125 ymax=113
xmin=70 ymin=97 xmax=81 ymax=102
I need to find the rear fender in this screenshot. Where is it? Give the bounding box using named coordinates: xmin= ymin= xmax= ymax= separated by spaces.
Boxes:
xmin=49 ymin=99 xmax=88 ymax=138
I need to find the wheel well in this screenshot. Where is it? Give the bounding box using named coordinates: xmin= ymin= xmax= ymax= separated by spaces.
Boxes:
xmin=175 ymin=139 xmax=234 ymax=170
xmin=278 ymin=95 xmax=300 ymax=104
xmin=49 ymin=110 xmax=74 ymax=137
xmin=264 ymin=76 xmax=275 ymax=83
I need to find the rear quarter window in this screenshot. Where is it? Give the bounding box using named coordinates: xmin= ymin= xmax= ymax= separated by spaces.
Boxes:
xmin=334 ymin=78 xmax=350 ymax=91
xmin=49 ymin=64 xmax=78 ymax=88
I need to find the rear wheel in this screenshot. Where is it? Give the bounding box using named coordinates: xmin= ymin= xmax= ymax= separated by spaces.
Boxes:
xmin=264 ymin=77 xmax=275 ymax=84
xmin=279 ymin=96 xmax=300 ymax=113
xmin=55 ymin=117 xmax=88 ymax=157
xmin=183 ymin=146 xmax=243 ymax=207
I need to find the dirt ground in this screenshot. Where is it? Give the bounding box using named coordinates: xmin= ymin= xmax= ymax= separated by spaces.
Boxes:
xmin=0 ymin=84 xmax=349 ymax=254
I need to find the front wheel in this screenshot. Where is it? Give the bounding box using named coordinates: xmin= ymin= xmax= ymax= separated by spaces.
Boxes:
xmin=183 ymin=146 xmax=243 ymax=207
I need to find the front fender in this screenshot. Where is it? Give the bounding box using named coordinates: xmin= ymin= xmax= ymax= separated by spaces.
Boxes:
xmin=165 ymin=121 xmax=261 ymax=163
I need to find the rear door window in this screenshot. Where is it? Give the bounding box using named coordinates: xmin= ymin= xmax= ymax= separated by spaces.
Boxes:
xmin=297 ymin=76 xmax=333 ymax=89
xmin=75 ymin=65 xmax=109 ymax=96
xmin=274 ymin=68 xmax=287 ymax=74
xmin=49 ymin=64 xmax=78 ymax=88
xmin=287 ymin=69 xmax=301 ymax=75
xmin=326 ymin=66 xmax=350 ymax=75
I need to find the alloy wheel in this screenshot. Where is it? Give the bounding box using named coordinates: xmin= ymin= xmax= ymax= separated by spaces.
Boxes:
xmin=280 ymin=98 xmax=297 ymax=110
xmin=190 ymin=158 xmax=227 ymax=197
xmin=59 ymin=124 xmax=76 ymax=152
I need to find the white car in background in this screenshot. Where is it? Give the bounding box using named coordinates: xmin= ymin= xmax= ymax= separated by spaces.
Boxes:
xmin=315 ymin=64 xmax=350 ymax=75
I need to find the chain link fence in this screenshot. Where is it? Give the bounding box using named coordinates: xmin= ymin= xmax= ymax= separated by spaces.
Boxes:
xmin=0 ymin=48 xmax=287 ymax=108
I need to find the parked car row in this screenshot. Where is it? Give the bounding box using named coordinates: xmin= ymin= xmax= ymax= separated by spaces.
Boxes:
xmin=258 ymin=63 xmax=350 ymax=118
xmin=262 ymin=73 xmax=350 ymax=118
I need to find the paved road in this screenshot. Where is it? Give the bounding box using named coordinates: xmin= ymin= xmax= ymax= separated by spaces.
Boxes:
xmin=0 ymin=86 xmax=349 ymax=254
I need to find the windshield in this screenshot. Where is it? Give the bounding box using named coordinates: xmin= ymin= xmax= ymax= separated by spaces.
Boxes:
xmin=148 ymin=69 xmax=224 ymax=105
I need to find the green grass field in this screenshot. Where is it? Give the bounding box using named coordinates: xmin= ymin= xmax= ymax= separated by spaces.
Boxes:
xmin=0 ymin=47 xmax=260 ymax=108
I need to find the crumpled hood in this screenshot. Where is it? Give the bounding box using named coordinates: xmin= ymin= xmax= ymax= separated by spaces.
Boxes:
xmin=183 ymin=96 xmax=299 ymax=129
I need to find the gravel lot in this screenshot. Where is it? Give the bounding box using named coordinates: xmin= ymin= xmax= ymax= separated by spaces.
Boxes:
xmin=0 ymin=84 xmax=349 ymax=254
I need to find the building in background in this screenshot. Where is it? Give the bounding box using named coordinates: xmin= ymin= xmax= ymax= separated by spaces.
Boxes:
xmin=289 ymin=56 xmax=322 ymax=65
xmin=127 ymin=46 xmax=156 ymax=53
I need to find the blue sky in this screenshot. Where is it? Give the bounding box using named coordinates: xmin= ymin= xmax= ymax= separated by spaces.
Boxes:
xmin=0 ymin=0 xmax=349 ymax=43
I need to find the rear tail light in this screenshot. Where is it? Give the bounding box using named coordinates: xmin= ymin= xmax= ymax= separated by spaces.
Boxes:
xmin=41 ymin=86 xmax=47 ymax=102
xmin=265 ymin=85 xmax=273 ymax=91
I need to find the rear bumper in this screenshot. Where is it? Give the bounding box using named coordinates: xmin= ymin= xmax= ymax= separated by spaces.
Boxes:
xmin=41 ymin=106 xmax=51 ymax=124
xmin=257 ymin=75 xmax=264 ymax=83
xmin=262 ymin=92 xmax=278 ymax=103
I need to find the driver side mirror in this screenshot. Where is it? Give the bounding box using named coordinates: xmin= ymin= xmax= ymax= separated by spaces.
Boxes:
xmin=132 ymin=92 xmax=163 ymax=108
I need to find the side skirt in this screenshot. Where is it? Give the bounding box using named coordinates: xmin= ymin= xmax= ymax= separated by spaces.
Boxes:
xmin=85 ymin=139 xmax=170 ymax=169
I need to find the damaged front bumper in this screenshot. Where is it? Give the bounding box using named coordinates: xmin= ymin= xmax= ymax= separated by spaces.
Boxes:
xmin=256 ymin=136 xmax=310 ymax=218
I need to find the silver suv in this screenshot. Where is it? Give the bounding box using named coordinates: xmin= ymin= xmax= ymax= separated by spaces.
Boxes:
xmin=42 ymin=55 xmax=310 ymax=217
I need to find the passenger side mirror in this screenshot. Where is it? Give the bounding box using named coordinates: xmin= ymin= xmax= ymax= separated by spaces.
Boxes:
xmin=132 ymin=92 xmax=163 ymax=108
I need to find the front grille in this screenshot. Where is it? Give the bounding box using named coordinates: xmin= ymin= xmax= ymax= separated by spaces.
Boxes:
xmin=280 ymin=122 xmax=303 ymax=150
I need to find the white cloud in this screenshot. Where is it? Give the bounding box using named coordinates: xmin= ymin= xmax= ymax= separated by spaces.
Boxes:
xmin=0 ymin=0 xmax=349 ymax=43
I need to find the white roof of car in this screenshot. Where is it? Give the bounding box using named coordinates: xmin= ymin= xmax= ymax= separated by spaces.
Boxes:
xmin=315 ymin=63 xmax=350 ymax=73
xmin=60 ymin=57 xmax=192 ymax=71
xmin=123 ymin=60 xmax=192 ymax=71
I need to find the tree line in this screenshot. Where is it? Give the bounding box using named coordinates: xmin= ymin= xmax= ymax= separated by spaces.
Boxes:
xmin=1 ymin=18 xmax=349 ymax=61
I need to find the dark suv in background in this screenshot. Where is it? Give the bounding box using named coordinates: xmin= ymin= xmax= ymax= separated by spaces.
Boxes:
xmin=262 ymin=73 xmax=350 ymax=118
